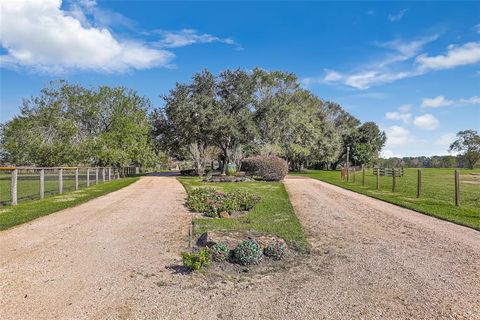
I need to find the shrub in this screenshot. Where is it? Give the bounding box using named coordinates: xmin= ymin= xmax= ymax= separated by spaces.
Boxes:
xmin=264 ymin=241 xmax=288 ymax=260
xmin=242 ymin=156 xmax=288 ymax=181
xmin=230 ymin=191 xmax=261 ymax=211
xmin=181 ymin=248 xmax=211 ymax=271
xmin=187 ymin=187 xmax=260 ymax=217
xmin=210 ymin=242 xmax=231 ymax=262
xmin=233 ymin=239 xmax=263 ymax=265
xmin=187 ymin=187 xmax=218 ymax=213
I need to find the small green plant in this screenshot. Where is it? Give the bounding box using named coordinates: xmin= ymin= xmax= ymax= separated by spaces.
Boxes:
xmin=210 ymin=242 xmax=231 ymax=262
xmin=230 ymin=191 xmax=261 ymax=211
xmin=181 ymin=248 xmax=211 ymax=271
xmin=186 ymin=187 xmax=260 ymax=218
xmin=264 ymin=241 xmax=288 ymax=260
xmin=233 ymin=239 xmax=263 ymax=265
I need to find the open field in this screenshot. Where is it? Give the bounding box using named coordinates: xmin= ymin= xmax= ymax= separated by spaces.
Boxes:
xmin=294 ymin=168 xmax=480 ymax=230
xmin=0 ymin=177 xmax=139 ymax=230
xmin=178 ymin=176 xmax=309 ymax=251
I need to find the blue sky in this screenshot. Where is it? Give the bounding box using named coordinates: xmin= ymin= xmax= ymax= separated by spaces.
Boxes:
xmin=1 ymin=1 xmax=479 ymax=158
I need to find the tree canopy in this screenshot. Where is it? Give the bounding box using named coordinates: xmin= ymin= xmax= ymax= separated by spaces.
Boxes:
xmin=449 ymin=130 xmax=480 ymax=169
xmin=1 ymin=81 xmax=155 ymax=167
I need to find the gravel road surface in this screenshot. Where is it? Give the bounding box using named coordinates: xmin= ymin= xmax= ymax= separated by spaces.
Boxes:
xmin=1 ymin=176 xmax=479 ymax=319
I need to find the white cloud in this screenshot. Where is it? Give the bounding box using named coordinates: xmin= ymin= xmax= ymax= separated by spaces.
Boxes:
xmin=381 ymin=149 xmax=402 ymax=158
xmin=422 ymin=95 xmax=480 ymax=107
xmin=0 ymin=0 xmax=174 ymax=73
xmin=318 ymin=35 xmax=436 ymax=89
xmin=324 ymin=70 xmax=343 ymax=82
xmin=385 ymin=104 xmax=412 ymax=123
xmin=421 ymin=96 xmax=454 ymax=108
xmin=155 ymin=29 xmax=238 ymax=49
xmin=474 ymin=24 xmax=480 ymax=34
xmin=413 ymin=114 xmax=439 ymax=130
xmin=385 ymin=125 xmax=412 ymax=146
xmin=459 ymin=96 xmax=480 ymax=105
xmin=435 ymin=133 xmax=456 ymax=147
xmin=388 ymin=9 xmax=408 ymax=22
xmin=416 ymin=42 xmax=480 ymax=71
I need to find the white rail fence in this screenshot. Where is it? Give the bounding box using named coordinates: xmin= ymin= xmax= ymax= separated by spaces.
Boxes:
xmin=0 ymin=166 xmax=139 ymax=206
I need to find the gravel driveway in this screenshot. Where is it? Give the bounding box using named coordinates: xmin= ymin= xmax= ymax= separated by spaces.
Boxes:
xmin=1 ymin=176 xmax=479 ymax=319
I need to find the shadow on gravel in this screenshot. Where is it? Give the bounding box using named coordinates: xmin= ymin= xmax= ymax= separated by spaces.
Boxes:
xmin=145 ymin=171 xmax=181 ymax=177
xmin=165 ymin=264 xmax=191 ymax=275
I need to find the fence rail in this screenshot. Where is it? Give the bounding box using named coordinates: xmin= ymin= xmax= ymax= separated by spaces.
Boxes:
xmin=372 ymin=167 xmax=404 ymax=177
xmin=340 ymin=167 xmax=465 ymax=207
xmin=0 ymin=166 xmax=139 ymax=206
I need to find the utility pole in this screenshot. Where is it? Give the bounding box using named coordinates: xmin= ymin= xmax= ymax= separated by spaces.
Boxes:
xmin=346 ymin=146 xmax=350 ymax=182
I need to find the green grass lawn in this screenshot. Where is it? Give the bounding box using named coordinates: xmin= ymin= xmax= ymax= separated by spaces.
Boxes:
xmin=0 ymin=177 xmax=139 ymax=230
xmin=178 ymin=177 xmax=309 ymax=251
xmin=293 ymin=168 xmax=480 ymax=230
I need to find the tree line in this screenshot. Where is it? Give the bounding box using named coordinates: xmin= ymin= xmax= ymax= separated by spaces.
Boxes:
xmin=6 ymin=69 xmax=478 ymax=172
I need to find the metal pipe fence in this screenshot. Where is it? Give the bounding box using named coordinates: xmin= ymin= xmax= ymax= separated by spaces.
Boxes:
xmin=0 ymin=166 xmax=138 ymax=206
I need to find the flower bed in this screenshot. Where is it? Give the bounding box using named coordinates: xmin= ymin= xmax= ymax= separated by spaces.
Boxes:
xmin=186 ymin=187 xmax=260 ymax=218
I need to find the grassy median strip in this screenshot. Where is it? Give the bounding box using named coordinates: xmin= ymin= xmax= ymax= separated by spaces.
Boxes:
xmin=294 ymin=169 xmax=480 ymax=231
xmin=178 ymin=177 xmax=309 ymax=251
xmin=0 ymin=177 xmax=140 ymax=230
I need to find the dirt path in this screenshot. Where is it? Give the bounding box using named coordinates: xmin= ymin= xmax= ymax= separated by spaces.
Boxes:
xmin=0 ymin=176 xmax=192 ymax=320
xmin=1 ymin=176 xmax=479 ymax=319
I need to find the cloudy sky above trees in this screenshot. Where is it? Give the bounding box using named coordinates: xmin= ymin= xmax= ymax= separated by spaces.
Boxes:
xmin=1 ymin=0 xmax=479 ymax=157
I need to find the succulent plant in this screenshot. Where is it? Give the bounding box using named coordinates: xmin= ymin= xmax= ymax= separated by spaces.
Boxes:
xmin=264 ymin=241 xmax=288 ymax=260
xmin=233 ymin=239 xmax=263 ymax=265
xmin=210 ymin=242 xmax=231 ymax=262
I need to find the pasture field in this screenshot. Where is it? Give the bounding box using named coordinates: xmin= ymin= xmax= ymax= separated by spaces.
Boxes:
xmin=0 ymin=177 xmax=139 ymax=230
xmin=294 ymin=168 xmax=480 ymax=230
xmin=178 ymin=177 xmax=309 ymax=251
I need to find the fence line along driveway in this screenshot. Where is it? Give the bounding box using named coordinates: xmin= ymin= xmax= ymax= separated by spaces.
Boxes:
xmin=0 ymin=176 xmax=191 ymax=320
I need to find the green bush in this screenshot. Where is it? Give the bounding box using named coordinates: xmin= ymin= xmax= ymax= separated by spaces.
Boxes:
xmin=181 ymin=248 xmax=211 ymax=271
xmin=229 ymin=191 xmax=261 ymax=211
xmin=242 ymin=156 xmax=288 ymax=181
xmin=186 ymin=187 xmax=260 ymax=218
xmin=210 ymin=242 xmax=231 ymax=262
xmin=187 ymin=187 xmax=218 ymax=213
xmin=233 ymin=239 xmax=263 ymax=265
xmin=264 ymin=241 xmax=288 ymax=260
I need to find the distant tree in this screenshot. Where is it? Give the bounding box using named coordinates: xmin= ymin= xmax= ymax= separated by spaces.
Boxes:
xmin=449 ymin=130 xmax=480 ymax=169
xmin=350 ymin=122 xmax=386 ymax=166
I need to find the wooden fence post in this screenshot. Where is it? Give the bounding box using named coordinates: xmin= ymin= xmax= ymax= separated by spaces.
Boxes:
xmin=95 ymin=168 xmax=99 ymax=184
xmin=11 ymin=169 xmax=17 ymax=205
xmin=58 ymin=168 xmax=63 ymax=194
xmin=417 ymin=169 xmax=422 ymax=198
xmin=392 ymin=169 xmax=396 ymax=193
xmin=455 ymin=170 xmax=460 ymax=206
xmin=376 ymin=168 xmax=380 ymax=190
xmin=75 ymin=168 xmax=79 ymax=190
xmin=102 ymin=168 xmax=106 ymax=183
xmin=352 ymin=168 xmax=356 ymax=183
xmin=108 ymin=167 xmax=111 ymax=181
xmin=362 ymin=165 xmax=365 ymax=186
xmin=86 ymin=168 xmax=90 ymax=187
xmin=40 ymin=169 xmax=45 ymax=199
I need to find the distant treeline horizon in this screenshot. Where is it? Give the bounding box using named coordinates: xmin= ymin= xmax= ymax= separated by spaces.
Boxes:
xmin=377 ymin=155 xmax=479 ymax=169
